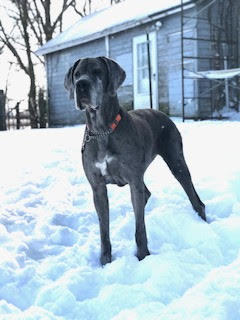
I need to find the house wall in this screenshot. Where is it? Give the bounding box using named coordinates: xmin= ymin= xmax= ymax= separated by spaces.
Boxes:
xmin=159 ymin=9 xmax=197 ymax=117
xmin=196 ymin=0 xmax=215 ymax=117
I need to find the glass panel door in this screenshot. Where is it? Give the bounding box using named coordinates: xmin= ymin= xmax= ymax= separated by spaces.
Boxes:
xmin=133 ymin=32 xmax=158 ymax=109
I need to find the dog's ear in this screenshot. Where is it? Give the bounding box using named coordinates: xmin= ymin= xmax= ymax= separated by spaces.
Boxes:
xmin=64 ymin=59 xmax=81 ymax=99
xmin=98 ymin=57 xmax=126 ymax=96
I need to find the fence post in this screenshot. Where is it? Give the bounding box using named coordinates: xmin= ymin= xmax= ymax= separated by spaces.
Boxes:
xmin=16 ymin=102 xmax=20 ymax=129
xmin=0 ymin=90 xmax=7 ymax=131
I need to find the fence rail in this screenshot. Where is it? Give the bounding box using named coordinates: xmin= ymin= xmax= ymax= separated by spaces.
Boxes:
xmin=0 ymin=91 xmax=31 ymax=130
xmin=6 ymin=103 xmax=31 ymax=130
xmin=0 ymin=90 xmax=47 ymax=131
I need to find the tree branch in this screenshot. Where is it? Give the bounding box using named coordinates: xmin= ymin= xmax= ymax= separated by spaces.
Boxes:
xmin=27 ymin=1 xmax=44 ymax=46
xmin=0 ymin=20 xmax=29 ymax=75
xmin=51 ymin=0 xmax=82 ymax=35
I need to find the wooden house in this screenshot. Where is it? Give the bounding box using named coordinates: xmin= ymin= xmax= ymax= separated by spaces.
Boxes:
xmin=37 ymin=0 xmax=239 ymax=126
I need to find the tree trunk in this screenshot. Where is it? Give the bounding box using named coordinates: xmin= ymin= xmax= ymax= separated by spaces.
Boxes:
xmin=29 ymin=80 xmax=39 ymax=128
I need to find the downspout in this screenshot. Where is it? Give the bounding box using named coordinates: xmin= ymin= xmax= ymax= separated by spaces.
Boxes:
xmin=146 ymin=32 xmax=153 ymax=109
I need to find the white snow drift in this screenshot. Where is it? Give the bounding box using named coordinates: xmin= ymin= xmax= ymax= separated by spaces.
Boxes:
xmin=0 ymin=116 xmax=240 ymax=320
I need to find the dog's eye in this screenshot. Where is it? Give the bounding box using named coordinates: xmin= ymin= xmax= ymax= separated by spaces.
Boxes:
xmin=75 ymin=71 xmax=80 ymax=78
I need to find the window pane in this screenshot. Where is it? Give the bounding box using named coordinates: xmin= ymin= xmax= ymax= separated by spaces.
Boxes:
xmin=137 ymin=42 xmax=149 ymax=94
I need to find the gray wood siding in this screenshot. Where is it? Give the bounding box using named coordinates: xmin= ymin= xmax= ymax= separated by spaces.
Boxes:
xmin=163 ymin=10 xmax=197 ymax=117
xmin=196 ymin=1 xmax=221 ymax=117
xmin=109 ymin=28 xmax=135 ymax=110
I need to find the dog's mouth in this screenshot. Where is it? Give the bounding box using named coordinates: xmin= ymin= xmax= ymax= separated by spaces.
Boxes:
xmin=77 ymin=96 xmax=99 ymax=111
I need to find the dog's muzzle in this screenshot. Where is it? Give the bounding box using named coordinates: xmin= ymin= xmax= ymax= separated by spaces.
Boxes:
xmin=75 ymin=78 xmax=99 ymax=111
xmin=75 ymin=82 xmax=89 ymax=110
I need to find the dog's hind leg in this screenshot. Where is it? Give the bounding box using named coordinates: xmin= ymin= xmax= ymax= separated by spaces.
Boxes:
xmin=159 ymin=129 xmax=206 ymax=222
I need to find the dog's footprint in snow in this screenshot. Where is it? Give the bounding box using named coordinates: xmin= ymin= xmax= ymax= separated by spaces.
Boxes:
xmin=51 ymin=213 xmax=80 ymax=230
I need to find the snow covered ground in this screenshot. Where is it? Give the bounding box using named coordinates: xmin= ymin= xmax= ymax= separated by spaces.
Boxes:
xmin=0 ymin=116 xmax=240 ymax=320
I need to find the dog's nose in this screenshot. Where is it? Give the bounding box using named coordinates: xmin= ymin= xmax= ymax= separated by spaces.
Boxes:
xmin=77 ymin=78 xmax=90 ymax=92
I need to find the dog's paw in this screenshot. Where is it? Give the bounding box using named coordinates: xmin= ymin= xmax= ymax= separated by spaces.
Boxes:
xmin=197 ymin=204 xmax=207 ymax=222
xmin=136 ymin=248 xmax=150 ymax=261
xmin=100 ymin=253 xmax=112 ymax=266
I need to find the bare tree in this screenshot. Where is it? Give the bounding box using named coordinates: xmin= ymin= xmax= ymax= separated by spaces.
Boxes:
xmin=0 ymin=0 xmax=89 ymax=128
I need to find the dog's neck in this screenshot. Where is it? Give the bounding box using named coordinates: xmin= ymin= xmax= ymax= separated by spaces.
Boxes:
xmin=85 ymin=95 xmax=120 ymax=133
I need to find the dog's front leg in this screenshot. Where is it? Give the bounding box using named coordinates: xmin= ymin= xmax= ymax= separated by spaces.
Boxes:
xmin=92 ymin=182 xmax=111 ymax=265
xmin=130 ymin=181 xmax=150 ymax=261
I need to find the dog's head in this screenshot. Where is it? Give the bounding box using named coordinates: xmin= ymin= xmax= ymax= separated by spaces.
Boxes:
xmin=64 ymin=56 xmax=126 ymax=111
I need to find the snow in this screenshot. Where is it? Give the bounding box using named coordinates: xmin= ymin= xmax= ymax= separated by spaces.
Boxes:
xmin=37 ymin=0 xmax=192 ymax=55
xmin=1 ymin=115 xmax=240 ymax=320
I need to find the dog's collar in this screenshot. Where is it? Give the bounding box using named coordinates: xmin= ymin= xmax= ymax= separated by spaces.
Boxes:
xmin=82 ymin=113 xmax=122 ymax=152
xmin=87 ymin=113 xmax=121 ymax=135
xmin=109 ymin=113 xmax=121 ymax=131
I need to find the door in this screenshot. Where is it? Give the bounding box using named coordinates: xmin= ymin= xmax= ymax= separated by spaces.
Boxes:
xmin=133 ymin=32 xmax=158 ymax=109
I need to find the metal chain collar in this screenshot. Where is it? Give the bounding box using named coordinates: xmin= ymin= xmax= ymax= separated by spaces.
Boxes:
xmin=81 ymin=127 xmax=113 ymax=152
xmin=81 ymin=113 xmax=122 ymax=152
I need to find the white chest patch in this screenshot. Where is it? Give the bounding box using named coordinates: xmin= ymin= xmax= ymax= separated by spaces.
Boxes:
xmin=95 ymin=155 xmax=114 ymax=176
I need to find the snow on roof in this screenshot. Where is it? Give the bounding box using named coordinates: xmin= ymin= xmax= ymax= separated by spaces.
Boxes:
xmin=36 ymin=0 xmax=193 ymax=55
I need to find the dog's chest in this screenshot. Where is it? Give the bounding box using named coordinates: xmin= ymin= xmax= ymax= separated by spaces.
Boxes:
xmin=94 ymin=152 xmax=126 ymax=186
xmin=95 ymin=154 xmax=114 ymax=176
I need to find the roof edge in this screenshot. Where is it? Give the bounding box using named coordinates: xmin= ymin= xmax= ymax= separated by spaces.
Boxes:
xmin=36 ymin=1 xmax=195 ymax=56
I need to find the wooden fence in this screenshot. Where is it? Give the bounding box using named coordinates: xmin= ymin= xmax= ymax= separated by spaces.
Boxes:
xmin=0 ymin=90 xmax=46 ymax=130
xmin=6 ymin=102 xmax=31 ymax=130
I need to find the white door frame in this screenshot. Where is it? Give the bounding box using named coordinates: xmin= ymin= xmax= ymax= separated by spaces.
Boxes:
xmin=133 ymin=32 xmax=158 ymax=109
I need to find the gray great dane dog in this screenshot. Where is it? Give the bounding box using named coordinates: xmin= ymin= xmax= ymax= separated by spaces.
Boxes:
xmin=64 ymin=56 xmax=206 ymax=265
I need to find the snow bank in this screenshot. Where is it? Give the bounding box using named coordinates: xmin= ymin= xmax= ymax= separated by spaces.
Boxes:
xmin=0 ymin=117 xmax=240 ymax=319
